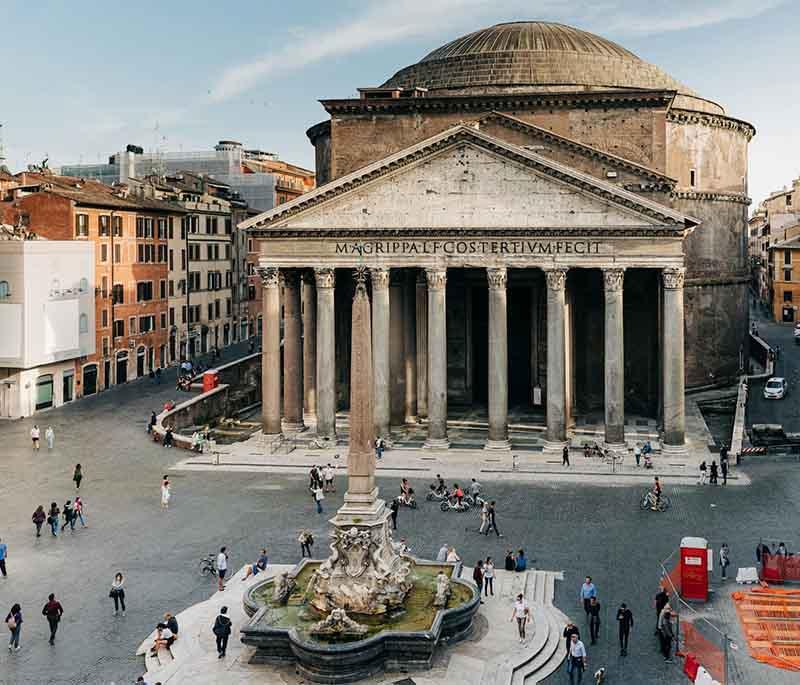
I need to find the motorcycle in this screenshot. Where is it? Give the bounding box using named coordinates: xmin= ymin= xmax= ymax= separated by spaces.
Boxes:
xmin=440 ymin=495 xmax=471 ymax=513
xmin=464 ymin=492 xmax=487 ymax=508
xmin=398 ymin=491 xmax=417 ymax=509
xmin=426 ymin=484 xmax=450 ymax=502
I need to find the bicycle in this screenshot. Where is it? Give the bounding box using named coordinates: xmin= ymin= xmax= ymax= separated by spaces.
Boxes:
xmin=601 ymin=449 xmax=624 ymax=465
xmin=639 ymin=490 xmax=671 ymax=512
xmin=198 ymin=554 xmax=218 ymax=577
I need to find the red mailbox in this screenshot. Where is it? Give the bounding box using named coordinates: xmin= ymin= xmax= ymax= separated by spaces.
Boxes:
xmin=202 ymin=370 xmax=219 ymax=392
xmin=680 ymin=536 xmax=709 ymax=601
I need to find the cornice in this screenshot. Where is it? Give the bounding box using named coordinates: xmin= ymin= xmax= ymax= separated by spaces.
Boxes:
xmin=251 ymin=226 xmax=689 ymax=239
xmin=322 ymin=89 xmax=676 ymax=115
xmin=666 ymin=109 xmax=756 ymax=141
xmin=671 ymin=190 xmax=751 ymax=206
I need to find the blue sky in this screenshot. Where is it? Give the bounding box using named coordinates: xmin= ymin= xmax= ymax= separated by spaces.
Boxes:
xmin=2 ymin=0 xmax=797 ymax=204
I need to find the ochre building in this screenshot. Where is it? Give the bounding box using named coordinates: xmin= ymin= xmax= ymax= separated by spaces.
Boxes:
xmin=244 ymin=21 xmax=754 ymax=452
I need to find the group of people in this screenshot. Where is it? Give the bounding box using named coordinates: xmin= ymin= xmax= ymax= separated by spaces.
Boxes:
xmin=29 ymin=424 xmax=56 ymax=450
xmin=31 ymin=464 xmax=86 ymax=538
xmin=308 ymin=464 xmax=336 ymax=513
xmin=697 ymin=459 xmax=728 ymax=485
xmin=505 ymin=549 xmax=528 ymax=572
xmin=5 ymin=592 xmax=65 ymax=651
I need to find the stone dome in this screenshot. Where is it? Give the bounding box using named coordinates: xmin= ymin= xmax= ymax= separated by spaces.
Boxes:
xmin=382 ymin=21 xmax=722 ymax=114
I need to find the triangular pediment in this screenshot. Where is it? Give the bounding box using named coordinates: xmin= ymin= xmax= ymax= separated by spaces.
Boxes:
xmin=242 ymin=126 xmax=695 ymax=235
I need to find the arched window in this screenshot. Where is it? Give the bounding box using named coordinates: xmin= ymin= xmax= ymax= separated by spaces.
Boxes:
xmin=79 ymin=277 xmax=89 ymax=293
xmin=0 ymin=280 xmax=9 ymax=298
xmin=79 ymin=313 xmax=89 ymax=333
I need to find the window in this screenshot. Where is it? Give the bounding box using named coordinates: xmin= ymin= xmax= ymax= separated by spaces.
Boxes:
xmin=157 ymin=218 xmax=167 ymax=239
xmin=113 ymin=319 xmax=124 ymax=338
xmin=101 ymin=309 xmax=108 ymax=327
xmin=114 ymin=244 xmax=121 ymax=263
xmin=136 ymin=282 xmax=154 ymax=302
xmin=225 ymin=270 xmax=232 ymax=288
xmin=191 ymin=216 xmax=199 ymax=233
xmin=181 ymin=249 xmax=186 ymax=270
xmin=139 ymin=315 xmax=155 ymax=333
xmin=101 ymin=276 xmax=108 ymax=298
xmin=112 ymin=283 xmax=124 ymax=304
xmin=169 ymin=280 xmax=174 ymax=297
xmin=226 ymin=298 xmax=231 ymax=316
xmin=169 ymin=307 xmax=175 ymax=326
xmin=784 ymin=268 xmax=793 ymax=282
xmin=225 ymin=244 xmax=231 ymax=260
xmin=35 ymin=374 xmax=54 ymax=410
xmin=0 ymin=280 xmax=10 ymax=298
xmin=112 ymin=215 xmax=123 ymax=237
xmin=100 ymin=244 xmax=108 ymax=262
xmin=136 ymin=217 xmax=144 ymax=238
xmin=159 ymin=280 xmax=166 ymax=299
xmin=207 ymin=217 xmax=218 ymax=234
xmin=102 ymin=336 xmax=110 ymax=356
xmin=160 ymin=312 xmax=167 ymax=329
xmin=208 ymin=303 xmax=214 ymax=320
xmin=75 ymin=214 xmax=89 ymax=236
xmin=784 ymin=291 xmax=793 ymax=302
xmin=168 ymin=217 xmax=174 ymax=239
xmin=129 ymin=316 xmax=137 ymax=334
xmin=99 ymin=215 xmax=110 ymax=236
xmin=689 ymin=169 xmax=696 ymax=187
xmin=215 ymin=299 xmax=220 ymax=318
xmin=181 ymin=216 xmax=188 ymax=239
xmin=225 ymin=218 xmax=232 ymax=235
xmin=206 ymin=243 xmax=213 ymax=260
xmin=188 ymin=271 xmax=201 ymax=292
xmin=784 ymin=250 xmax=792 ymax=266
xmin=182 ymin=305 xmax=187 ymax=324
xmin=158 ymin=244 xmax=167 ymax=263
xmin=79 ymin=277 xmax=89 ymax=293
xmin=787 ymin=194 xmax=793 ymax=207
xmin=169 ymin=249 xmax=174 ymax=270
xmin=188 ymin=243 xmax=201 ymax=260
xmin=79 ymin=313 xmax=89 ymax=333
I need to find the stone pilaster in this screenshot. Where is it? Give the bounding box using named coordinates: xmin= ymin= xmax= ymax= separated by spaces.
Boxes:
xmin=424 ymin=268 xmax=449 ymax=449
xmin=486 ymin=267 xmax=511 ymax=450
xmin=370 ymin=267 xmax=391 ymax=441
xmin=282 ymin=270 xmax=304 ymax=431
xmin=258 ymin=266 xmax=281 ymax=437
xmin=315 ymin=268 xmax=337 ymax=443
xmin=662 ymin=267 xmax=686 ymax=451
xmin=544 ymin=268 xmax=568 ymax=449
xmin=603 ymin=268 xmax=625 ymax=447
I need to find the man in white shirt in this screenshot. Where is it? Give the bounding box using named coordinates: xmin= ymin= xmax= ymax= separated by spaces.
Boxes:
xmin=568 ymin=633 xmax=588 ymax=683
xmin=323 ymin=464 xmax=335 ymax=493
xmin=509 ymin=593 xmax=530 ymax=643
xmin=31 ymin=425 xmax=40 ymax=450
xmin=216 ymin=546 xmax=229 ymax=592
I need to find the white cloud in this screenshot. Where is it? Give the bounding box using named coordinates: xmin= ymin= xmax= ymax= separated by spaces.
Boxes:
xmin=209 ymin=0 xmax=783 ymax=101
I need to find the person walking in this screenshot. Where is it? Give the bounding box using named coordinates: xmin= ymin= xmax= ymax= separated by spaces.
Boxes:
xmin=42 ymin=593 xmax=63 ymax=645
xmin=323 ymin=463 xmax=335 ymax=493
xmin=32 ymin=506 xmax=46 ymax=537
xmin=74 ymin=497 xmax=87 ymax=527
xmin=45 ymin=426 xmax=55 ymax=450
xmin=30 ymin=424 xmax=40 ymax=450
xmin=47 ymin=502 xmax=60 ymax=536
xmin=483 ymin=557 xmax=495 ymax=597
xmin=72 ymin=463 xmax=82 ymax=490
xmin=509 ymin=593 xmax=530 ymax=644
xmin=567 ymin=633 xmax=588 ymax=684
xmin=579 ymin=577 xmax=597 ymax=620
xmin=0 ymin=538 xmax=7 ymax=577
xmin=719 ymin=543 xmax=731 ymax=580
xmin=562 ymin=444 xmax=570 ymax=467
xmin=161 ymin=476 xmax=171 ymax=510
xmin=446 ymin=547 xmax=461 ymax=563
xmin=709 ymin=461 xmax=719 ymax=485
xmin=658 ymin=604 xmax=674 ymax=662
xmin=616 ymin=603 xmax=634 ymax=656
xmin=6 ymin=603 xmax=22 ymax=651
xmin=110 ymin=573 xmax=126 ymax=615
xmin=504 ymin=549 xmax=516 ymax=571
xmin=478 ymin=501 xmax=489 ymax=534
xmin=299 ymin=530 xmax=314 ymax=558
xmin=436 ymin=543 xmax=449 ymax=562
xmin=390 ymin=498 xmax=399 ymax=530
xmin=484 ymin=500 xmax=503 ymax=537
xmin=698 ymin=460 xmax=707 ymax=485
xmin=148 ymin=411 xmax=157 ymax=434
xmin=63 ymin=500 xmax=76 ymax=533
xmin=721 ymin=458 xmax=728 ymax=485
xmin=313 ymin=483 xmax=325 ymax=514
xmin=633 ymin=443 xmax=642 ymax=467
xmin=563 ymin=622 xmax=580 ymax=655
xmin=472 ymin=561 xmax=484 ymax=603
xmin=588 ymin=596 xmax=601 ymax=644
xmin=216 ymin=547 xmax=229 ymax=592
xmin=213 ymin=606 xmax=232 ymax=658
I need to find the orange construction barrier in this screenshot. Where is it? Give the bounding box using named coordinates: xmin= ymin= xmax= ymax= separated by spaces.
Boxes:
xmin=732 ymin=586 xmax=800 ymax=671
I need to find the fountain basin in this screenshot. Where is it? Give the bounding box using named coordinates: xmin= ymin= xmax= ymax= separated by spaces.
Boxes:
xmin=241 ymin=558 xmax=480 ymax=684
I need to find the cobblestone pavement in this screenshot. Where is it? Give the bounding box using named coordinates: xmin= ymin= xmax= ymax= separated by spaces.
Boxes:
xmin=0 ymin=349 xmax=798 ymax=684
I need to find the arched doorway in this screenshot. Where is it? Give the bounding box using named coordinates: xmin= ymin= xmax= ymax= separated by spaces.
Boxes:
xmin=137 ymin=346 xmax=146 ymax=377
xmin=83 ymin=364 xmax=98 ymax=396
xmin=35 ymin=374 xmax=54 ymax=410
xmin=116 ymin=352 xmax=128 ymax=385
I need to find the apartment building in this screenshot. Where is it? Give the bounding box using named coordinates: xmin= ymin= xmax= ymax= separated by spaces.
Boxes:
xmin=1 ymin=173 xmax=181 ymax=393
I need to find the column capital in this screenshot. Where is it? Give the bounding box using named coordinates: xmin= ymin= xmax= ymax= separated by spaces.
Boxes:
xmin=314 ymin=267 xmax=336 ymax=289
xmin=602 ymin=267 xmax=625 ymax=292
xmin=257 ymin=266 xmax=280 ymax=288
xmin=425 ymin=267 xmax=447 ymax=291
xmin=662 ymin=267 xmax=686 ymax=290
xmin=544 ymin=267 xmax=568 ymax=292
xmin=282 ymin=269 xmax=302 ymax=289
xmin=486 ymin=267 xmax=507 ymax=290
xmin=370 ymin=267 xmax=390 ymax=290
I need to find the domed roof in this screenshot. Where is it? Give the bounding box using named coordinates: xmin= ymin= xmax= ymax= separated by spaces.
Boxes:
xmin=382 ymin=22 xmax=722 ymax=114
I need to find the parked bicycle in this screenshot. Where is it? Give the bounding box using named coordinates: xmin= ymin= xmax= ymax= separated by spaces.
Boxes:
xmin=198 ymin=553 xmax=218 ymax=577
xmin=639 ymin=490 xmax=671 ymax=512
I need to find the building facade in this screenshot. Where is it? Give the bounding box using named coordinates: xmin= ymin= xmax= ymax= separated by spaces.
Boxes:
xmin=0 ymin=239 xmax=94 ymax=417
xmin=245 ymin=21 xmax=754 ymax=451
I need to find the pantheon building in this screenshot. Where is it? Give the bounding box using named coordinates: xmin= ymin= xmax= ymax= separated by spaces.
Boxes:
xmin=243 ymin=21 xmax=754 ymax=453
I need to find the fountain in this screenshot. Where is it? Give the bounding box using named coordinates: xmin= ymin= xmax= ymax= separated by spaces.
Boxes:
xmin=241 ymin=268 xmax=480 ymax=683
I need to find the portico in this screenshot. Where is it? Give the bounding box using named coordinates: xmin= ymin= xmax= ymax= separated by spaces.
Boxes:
xmin=243 ymin=124 xmax=696 ymax=453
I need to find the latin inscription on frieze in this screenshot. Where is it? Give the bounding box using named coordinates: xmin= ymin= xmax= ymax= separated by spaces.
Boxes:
xmin=334 ymin=239 xmax=603 ymax=257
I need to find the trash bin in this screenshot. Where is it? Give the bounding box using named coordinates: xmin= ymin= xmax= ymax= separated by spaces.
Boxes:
xmin=202 ymin=370 xmax=219 ymax=392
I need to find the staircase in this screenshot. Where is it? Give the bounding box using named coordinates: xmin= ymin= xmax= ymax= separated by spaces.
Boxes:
xmin=446 ymin=569 xmax=571 ymax=685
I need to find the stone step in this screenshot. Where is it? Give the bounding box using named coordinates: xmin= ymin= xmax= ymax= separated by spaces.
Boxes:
xmin=518 ymin=607 xmax=571 ymax=685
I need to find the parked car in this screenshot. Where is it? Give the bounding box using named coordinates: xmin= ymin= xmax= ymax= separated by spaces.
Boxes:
xmin=763 ymin=377 xmax=788 ymax=400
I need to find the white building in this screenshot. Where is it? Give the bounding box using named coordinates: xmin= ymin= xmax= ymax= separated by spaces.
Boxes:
xmin=0 ymin=239 xmax=95 ymax=417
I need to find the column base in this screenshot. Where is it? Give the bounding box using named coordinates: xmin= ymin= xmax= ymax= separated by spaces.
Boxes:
xmin=282 ymin=420 xmax=306 ymax=433
xmin=661 ymin=442 xmax=688 ymax=458
xmin=311 ymin=435 xmax=338 ymax=449
xmin=541 ymin=439 xmax=568 ymax=456
xmin=603 ymin=441 xmax=627 ymax=452
xmin=484 ymin=438 xmax=512 ymax=451
xmin=404 ymin=415 xmax=419 ymax=425
xmin=423 ymin=437 xmax=450 ymax=450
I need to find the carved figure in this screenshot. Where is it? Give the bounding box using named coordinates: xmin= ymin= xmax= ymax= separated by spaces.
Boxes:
xmin=310 ymin=607 xmax=368 ymax=637
xmin=272 ymin=572 xmax=296 ymax=605
xmin=434 ymin=571 xmax=451 ymax=608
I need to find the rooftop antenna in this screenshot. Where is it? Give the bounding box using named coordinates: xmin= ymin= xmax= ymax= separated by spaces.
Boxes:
xmin=0 ymin=123 xmax=6 ymax=167
xmin=152 ymin=120 xmax=166 ymax=179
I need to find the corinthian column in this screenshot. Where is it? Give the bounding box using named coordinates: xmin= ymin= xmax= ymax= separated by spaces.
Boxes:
xmin=415 ymin=271 xmax=428 ymax=418
xmin=371 ymin=267 xmax=391 ymax=441
xmin=486 ymin=267 xmax=511 ymax=450
xmin=302 ymin=272 xmax=317 ymax=419
xmin=258 ymin=266 xmax=281 ymax=437
xmin=424 ymin=267 xmax=449 ymax=449
xmin=544 ymin=268 xmax=568 ymax=448
xmin=403 ymin=271 xmax=417 ymax=423
xmin=603 ymin=268 xmax=625 ymax=447
xmin=282 ymin=270 xmax=304 ymax=431
xmin=315 ymin=268 xmax=336 ymax=443
xmin=662 ymin=267 xmax=686 ymax=451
